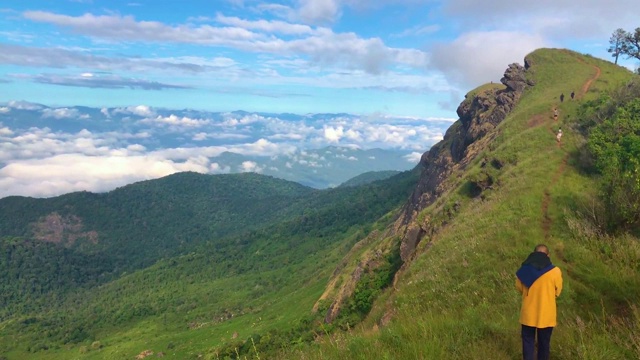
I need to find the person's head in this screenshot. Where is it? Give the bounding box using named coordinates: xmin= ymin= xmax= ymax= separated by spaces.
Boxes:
xmin=534 ymin=244 xmax=550 ymax=255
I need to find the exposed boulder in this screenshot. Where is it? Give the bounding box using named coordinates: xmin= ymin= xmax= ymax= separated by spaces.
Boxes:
xmin=501 ymin=63 xmax=528 ymax=93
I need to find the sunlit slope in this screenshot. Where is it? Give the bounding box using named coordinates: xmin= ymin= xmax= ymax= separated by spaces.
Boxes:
xmin=0 ymin=169 xmax=420 ymax=359
xmin=293 ymin=49 xmax=640 ymax=359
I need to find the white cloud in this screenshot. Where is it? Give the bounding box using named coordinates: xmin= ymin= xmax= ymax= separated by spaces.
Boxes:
xmin=0 ymin=107 xmax=10 ymax=113
xmin=210 ymin=162 xmax=231 ymax=173
xmin=193 ymin=132 xmax=208 ymax=141
xmin=220 ymin=113 xmax=270 ymax=127
xmin=0 ymin=126 xmax=13 ymax=136
xmin=114 ymin=105 xmax=155 ymax=117
xmin=239 ymin=160 xmax=264 ymax=173
xmin=8 ymin=100 xmax=42 ymax=110
xmin=150 ymin=139 xmax=297 ymax=161
xmin=443 ymin=0 xmax=640 ymax=39
xmin=297 ymin=0 xmax=340 ymax=24
xmin=404 ymin=151 xmax=422 ymax=163
xmin=126 ymin=144 xmax=146 ymax=152
xmin=41 ymin=107 xmax=81 ymax=119
xmin=21 ymin=11 xmax=428 ymax=74
xmin=324 ymin=125 xmax=343 ymax=142
xmin=344 ymin=128 xmax=361 ymax=141
xmin=0 ymin=127 xmax=144 ymax=163
xmin=215 ymin=13 xmax=314 ymax=35
xmin=431 ymin=31 xmax=546 ymax=87
xmin=22 ymin=11 xmax=261 ymax=44
xmin=141 ymin=114 xmax=210 ymax=128
xmin=0 ymin=154 xmax=209 ymax=198
xmin=0 ymin=43 xmax=218 ymax=74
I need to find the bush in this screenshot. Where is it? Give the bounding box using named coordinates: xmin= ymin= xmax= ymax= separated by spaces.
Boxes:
xmin=587 ymin=98 xmax=640 ymax=231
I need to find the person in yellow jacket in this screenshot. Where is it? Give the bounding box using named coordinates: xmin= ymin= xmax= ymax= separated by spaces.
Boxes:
xmin=516 ymin=244 xmax=563 ymax=360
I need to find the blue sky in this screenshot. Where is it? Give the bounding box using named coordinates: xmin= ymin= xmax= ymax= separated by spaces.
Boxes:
xmin=2 ymin=0 xmax=638 ymax=118
xmin=1 ymin=1 xmax=639 ymax=199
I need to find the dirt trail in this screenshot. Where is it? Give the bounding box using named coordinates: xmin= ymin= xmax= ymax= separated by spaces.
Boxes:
xmin=540 ymin=60 xmax=601 ymax=239
xmin=579 ymin=63 xmax=602 ymax=98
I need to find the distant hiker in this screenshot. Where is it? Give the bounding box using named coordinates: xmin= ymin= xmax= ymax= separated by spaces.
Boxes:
xmin=570 ymin=91 xmax=575 ymax=100
xmin=560 ymin=93 xmax=565 ymax=102
xmin=553 ymin=108 xmax=558 ymax=121
xmin=516 ymin=244 xmax=563 ymax=360
xmin=556 ymin=128 xmax=563 ymax=142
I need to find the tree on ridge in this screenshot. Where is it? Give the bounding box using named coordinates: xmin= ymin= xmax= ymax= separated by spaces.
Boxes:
xmin=608 ymin=28 xmax=627 ymax=64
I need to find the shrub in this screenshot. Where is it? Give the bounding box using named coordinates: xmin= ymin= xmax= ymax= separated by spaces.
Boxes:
xmin=587 ymin=98 xmax=640 ymax=231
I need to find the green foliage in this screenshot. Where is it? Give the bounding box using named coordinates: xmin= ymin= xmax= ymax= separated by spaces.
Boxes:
xmin=608 ymin=28 xmax=628 ymax=64
xmin=0 ymin=237 xmax=114 ymax=315
xmin=334 ymin=244 xmax=403 ymax=330
xmin=0 ymin=172 xmax=314 ymax=258
xmin=578 ymin=80 xmax=640 ymax=231
xmin=608 ymin=27 xmax=640 ymax=62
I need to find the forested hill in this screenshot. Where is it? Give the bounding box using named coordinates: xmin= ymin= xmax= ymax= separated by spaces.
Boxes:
xmin=0 ymin=172 xmax=315 ymax=269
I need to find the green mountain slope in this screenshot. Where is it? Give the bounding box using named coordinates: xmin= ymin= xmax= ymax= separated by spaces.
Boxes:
xmin=338 ymin=170 xmax=402 ymax=188
xmin=288 ymin=49 xmax=640 ymax=359
xmin=0 ymin=171 xmax=314 ymax=260
xmin=0 ymin=172 xmax=320 ymax=313
xmin=0 ymin=168 xmax=419 ymax=359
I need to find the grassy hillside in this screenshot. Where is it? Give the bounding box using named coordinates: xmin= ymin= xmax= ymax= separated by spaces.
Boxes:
xmin=0 ymin=168 xmax=420 ymax=359
xmin=285 ymin=49 xmax=640 ymax=359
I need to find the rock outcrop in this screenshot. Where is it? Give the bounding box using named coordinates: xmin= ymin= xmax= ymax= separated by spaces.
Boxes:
xmin=396 ymin=61 xmax=531 ymax=261
xmin=317 ymin=60 xmax=532 ymax=325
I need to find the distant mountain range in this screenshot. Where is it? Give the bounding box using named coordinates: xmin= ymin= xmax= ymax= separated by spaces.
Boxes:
xmin=0 ymin=102 xmax=449 ymax=196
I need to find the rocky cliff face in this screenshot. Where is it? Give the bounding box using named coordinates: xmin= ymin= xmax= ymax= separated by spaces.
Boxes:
xmin=317 ymin=61 xmax=532 ymax=324
xmin=396 ymin=62 xmax=532 ymax=261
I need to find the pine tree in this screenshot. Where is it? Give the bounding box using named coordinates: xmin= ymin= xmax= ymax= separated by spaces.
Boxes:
xmin=608 ymin=28 xmax=627 ymax=65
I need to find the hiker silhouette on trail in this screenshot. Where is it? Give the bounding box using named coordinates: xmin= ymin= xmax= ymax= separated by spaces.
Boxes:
xmin=556 ymin=128 xmax=563 ymax=142
xmin=516 ymin=244 xmax=563 ymax=360
xmin=553 ymin=108 xmax=558 ymax=121
xmin=560 ymin=93 xmax=565 ymax=102
xmin=570 ymin=91 xmax=575 ymax=100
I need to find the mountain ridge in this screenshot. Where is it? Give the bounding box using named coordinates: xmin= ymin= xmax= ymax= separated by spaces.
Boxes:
xmin=296 ymin=48 xmax=640 ymax=360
